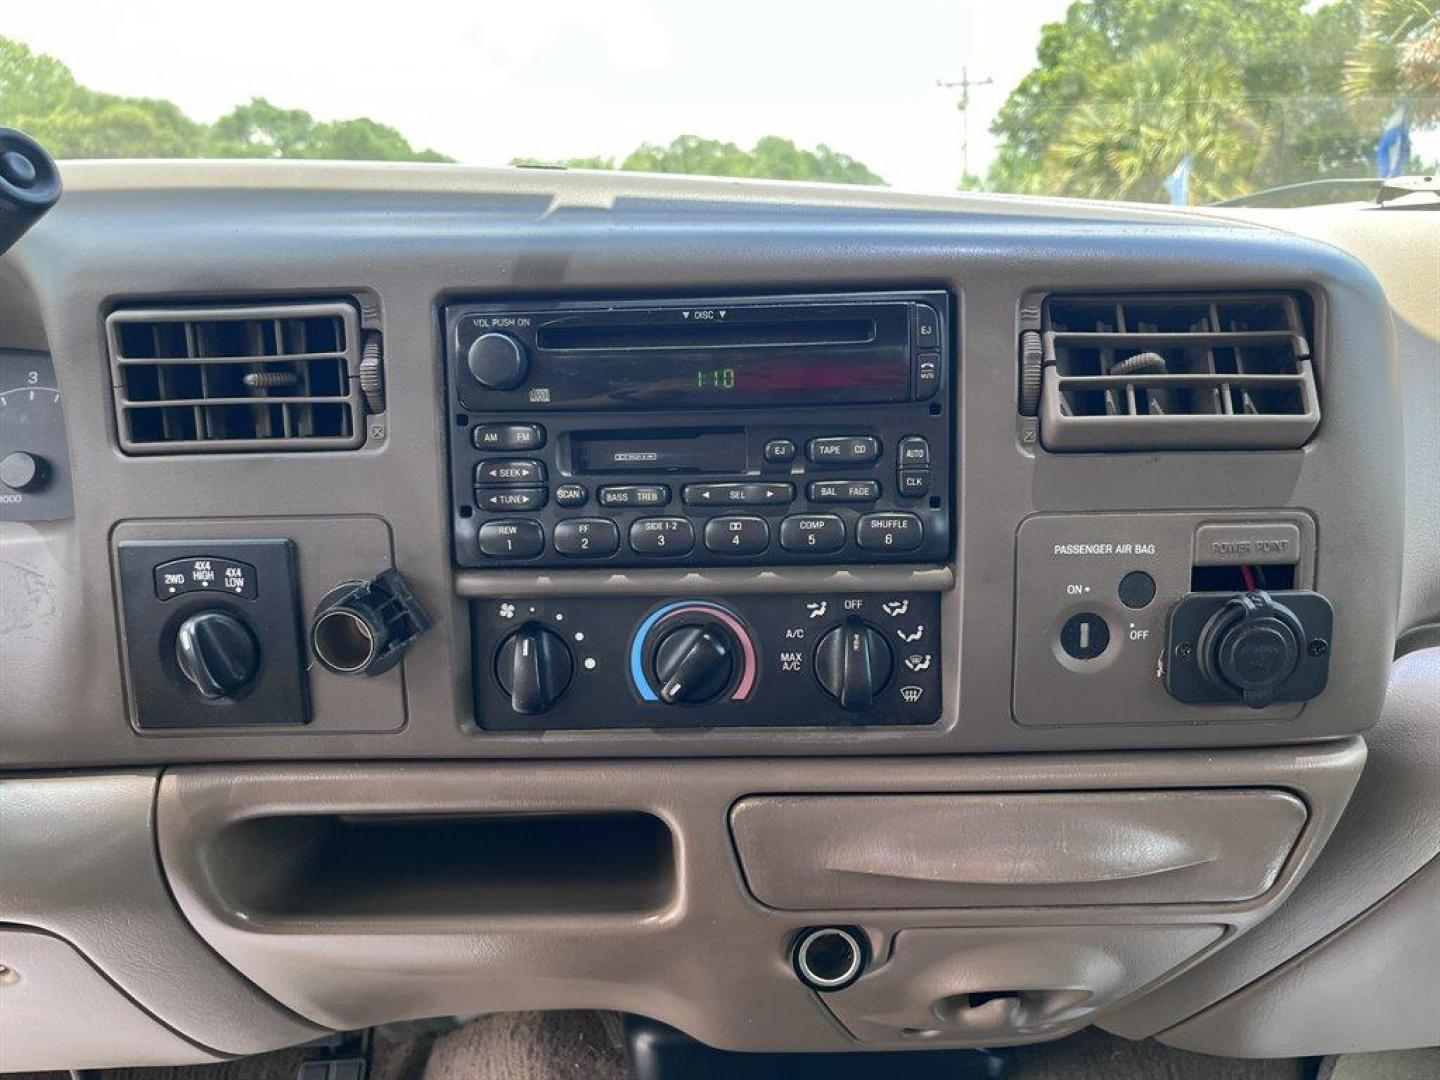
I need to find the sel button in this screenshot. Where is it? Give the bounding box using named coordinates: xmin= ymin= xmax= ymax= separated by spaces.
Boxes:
xmin=478 ymin=519 xmax=545 ymax=558
xmin=779 ymin=514 xmax=845 ymax=554
xmin=704 ymin=516 xmax=770 ymax=555
xmin=856 ymin=513 xmax=924 ymax=552
xmin=553 ymin=518 xmax=621 ymax=558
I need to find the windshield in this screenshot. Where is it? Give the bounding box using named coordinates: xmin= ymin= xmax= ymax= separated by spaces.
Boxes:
xmin=2 ymin=1 xmax=1436 ymax=205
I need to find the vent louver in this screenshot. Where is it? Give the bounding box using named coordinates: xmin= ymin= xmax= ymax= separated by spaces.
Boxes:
xmin=107 ymin=302 xmax=365 ymax=453
xmin=1033 ymin=292 xmax=1320 ymax=451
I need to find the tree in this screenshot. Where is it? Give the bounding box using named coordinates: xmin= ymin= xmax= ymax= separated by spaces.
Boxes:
xmin=1345 ymin=0 xmax=1440 ymax=123
xmin=618 ymin=135 xmax=885 ymax=185
xmin=988 ymin=0 xmax=1378 ymax=200
xmin=0 ymin=37 xmax=453 ymax=163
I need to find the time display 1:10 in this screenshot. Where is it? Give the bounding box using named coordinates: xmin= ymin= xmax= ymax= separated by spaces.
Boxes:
xmin=695 ymin=367 xmax=737 ymax=391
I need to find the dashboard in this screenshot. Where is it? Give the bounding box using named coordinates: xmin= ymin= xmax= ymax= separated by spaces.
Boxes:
xmin=1 ymin=158 xmax=1436 ymax=1071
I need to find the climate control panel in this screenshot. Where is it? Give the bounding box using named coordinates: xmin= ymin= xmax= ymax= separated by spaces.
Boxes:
xmin=469 ymin=591 xmax=943 ymax=731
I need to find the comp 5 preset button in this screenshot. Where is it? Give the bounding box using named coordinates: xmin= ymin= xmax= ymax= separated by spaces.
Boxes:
xmin=779 ymin=514 xmax=845 ymax=554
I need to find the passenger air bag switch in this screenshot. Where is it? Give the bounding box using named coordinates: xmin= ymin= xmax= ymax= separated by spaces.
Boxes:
xmin=1060 ymin=612 xmax=1110 ymax=660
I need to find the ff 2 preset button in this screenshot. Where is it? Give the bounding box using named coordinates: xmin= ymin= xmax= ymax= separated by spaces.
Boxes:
xmin=553 ymin=518 xmax=621 ymax=558
xmin=478 ymin=519 xmax=545 ymax=558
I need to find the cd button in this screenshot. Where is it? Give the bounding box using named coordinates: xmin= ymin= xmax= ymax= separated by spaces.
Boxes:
xmin=897 ymin=436 xmax=931 ymax=466
xmin=915 ymin=350 xmax=941 ymax=399
xmin=553 ymin=518 xmax=620 ymax=558
xmin=897 ymin=469 xmax=931 ymax=497
xmin=600 ymin=484 xmax=670 ymax=509
xmin=478 ymin=519 xmax=545 ymax=558
xmin=475 ymin=486 xmax=547 ymax=512
xmin=471 ymin=423 xmax=545 ymax=452
xmin=475 ymin=458 xmax=546 ymax=485
xmin=554 ymin=482 xmax=589 ymax=508
xmin=856 ymin=513 xmax=924 ymax=552
xmin=704 ymin=515 xmax=770 ymax=556
xmin=629 ymin=517 xmax=695 ymax=556
xmin=763 ymin=438 xmax=797 ymax=464
xmin=808 ymin=479 xmax=881 ymax=503
xmin=806 ymin=436 xmax=880 ymax=465
xmin=779 ymin=514 xmax=846 ymax=554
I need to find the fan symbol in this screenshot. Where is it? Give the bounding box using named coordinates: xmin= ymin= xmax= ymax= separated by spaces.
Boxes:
xmin=499 ymin=602 xmax=516 ymax=619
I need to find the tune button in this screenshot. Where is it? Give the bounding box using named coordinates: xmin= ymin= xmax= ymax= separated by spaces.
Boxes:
xmin=477 ymin=519 xmax=545 ymax=559
xmin=629 ymin=517 xmax=695 ymax=556
xmin=554 ymin=482 xmax=589 ymax=508
xmin=475 ymin=459 xmax=546 ymax=485
xmin=553 ymin=518 xmax=621 ymax=558
xmin=779 ymin=514 xmax=846 ymax=554
xmin=475 ymin=486 xmax=547 ymax=512
xmin=856 ymin=512 xmax=924 ymax=552
xmin=806 ymin=436 xmax=880 ymax=465
xmin=704 ymin=515 xmax=770 ymax=556
xmin=809 ymin=479 xmax=881 ymax=503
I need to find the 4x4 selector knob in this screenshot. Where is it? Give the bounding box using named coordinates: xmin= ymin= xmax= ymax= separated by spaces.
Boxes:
xmin=1197 ymin=591 xmax=1303 ymax=708
xmin=495 ymin=623 xmax=573 ymax=714
xmin=652 ymin=623 xmax=735 ymax=705
xmin=174 ymin=610 xmax=259 ymax=700
xmin=814 ymin=617 xmax=893 ymax=711
xmin=467 ymin=332 xmax=529 ymax=391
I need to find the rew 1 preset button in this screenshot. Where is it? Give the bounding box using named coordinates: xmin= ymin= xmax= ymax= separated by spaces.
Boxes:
xmin=856 ymin=512 xmax=924 ymax=552
xmin=704 ymin=515 xmax=770 ymax=555
xmin=553 ymin=518 xmax=621 ymax=558
xmin=629 ymin=517 xmax=695 ymax=556
xmin=779 ymin=514 xmax=845 ymax=554
xmin=478 ymin=519 xmax=545 ymax=558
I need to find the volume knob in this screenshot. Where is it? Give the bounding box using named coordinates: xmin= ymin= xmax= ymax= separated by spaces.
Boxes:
xmin=467 ymin=332 xmax=529 ymax=391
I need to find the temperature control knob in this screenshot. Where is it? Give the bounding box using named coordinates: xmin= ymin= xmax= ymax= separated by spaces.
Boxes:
xmin=174 ymin=611 xmax=259 ymax=700
xmin=652 ymin=623 xmax=735 ymax=705
xmin=0 ymin=451 xmax=47 ymax=493
xmin=496 ymin=622 xmax=573 ymax=714
xmin=467 ymin=332 xmax=528 ymax=391
xmin=815 ymin=617 xmax=893 ymax=711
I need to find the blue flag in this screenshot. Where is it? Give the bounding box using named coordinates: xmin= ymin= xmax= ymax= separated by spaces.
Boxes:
xmin=1377 ymin=107 xmax=1410 ymax=179
xmin=1163 ymin=154 xmax=1192 ymax=205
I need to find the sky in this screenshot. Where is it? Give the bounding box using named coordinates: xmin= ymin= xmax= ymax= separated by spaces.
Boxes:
xmin=5 ymin=0 xmax=1074 ymax=190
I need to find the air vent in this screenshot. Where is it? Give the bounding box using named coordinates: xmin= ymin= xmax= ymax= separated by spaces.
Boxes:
xmin=1033 ymin=292 xmax=1320 ymax=451
xmin=106 ymin=302 xmax=365 ymax=453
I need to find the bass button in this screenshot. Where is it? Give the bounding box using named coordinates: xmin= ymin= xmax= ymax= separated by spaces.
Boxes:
xmin=779 ymin=514 xmax=845 ymax=554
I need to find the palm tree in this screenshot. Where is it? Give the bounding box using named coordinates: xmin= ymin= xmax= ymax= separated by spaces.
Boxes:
xmin=1036 ymin=43 xmax=1270 ymax=203
xmin=1344 ymin=0 xmax=1440 ymax=125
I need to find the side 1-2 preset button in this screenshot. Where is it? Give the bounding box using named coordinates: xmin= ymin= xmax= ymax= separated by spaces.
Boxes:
xmin=629 ymin=517 xmax=695 ymax=556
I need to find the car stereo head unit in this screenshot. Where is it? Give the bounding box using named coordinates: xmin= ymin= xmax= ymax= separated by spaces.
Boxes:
xmin=445 ymin=291 xmax=952 ymax=569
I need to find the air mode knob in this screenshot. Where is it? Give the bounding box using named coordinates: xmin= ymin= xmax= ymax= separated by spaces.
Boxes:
xmin=814 ymin=617 xmax=893 ymax=711
xmin=652 ymin=623 xmax=735 ymax=705
xmin=1197 ymin=591 xmax=1303 ymax=708
xmin=174 ymin=610 xmax=259 ymax=700
xmin=467 ymin=332 xmax=529 ymax=391
xmin=496 ymin=622 xmax=574 ymax=714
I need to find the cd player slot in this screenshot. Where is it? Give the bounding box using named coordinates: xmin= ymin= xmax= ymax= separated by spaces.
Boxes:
xmin=572 ymin=428 xmax=748 ymax=474
xmin=537 ymin=316 xmax=876 ymax=351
